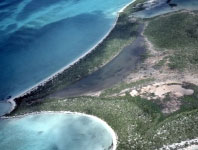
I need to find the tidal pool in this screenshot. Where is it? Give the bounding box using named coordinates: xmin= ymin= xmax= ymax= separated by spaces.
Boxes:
xmin=134 ymin=0 xmax=198 ymax=18
xmin=0 ymin=112 xmax=116 ymax=150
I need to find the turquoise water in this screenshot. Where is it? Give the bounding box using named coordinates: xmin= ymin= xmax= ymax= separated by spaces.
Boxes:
xmin=0 ymin=0 xmax=134 ymax=101
xmin=0 ymin=113 xmax=116 ymax=150
xmin=134 ymin=0 xmax=198 ymax=18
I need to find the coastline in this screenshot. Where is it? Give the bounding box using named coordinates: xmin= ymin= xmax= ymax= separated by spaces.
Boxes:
xmin=4 ymin=0 xmax=136 ymax=115
xmin=0 ymin=111 xmax=118 ymax=150
xmin=119 ymin=0 xmax=136 ymax=13
xmin=49 ymin=22 xmax=145 ymax=98
xmin=5 ymin=3 xmax=198 ymax=150
xmin=8 ymin=21 xmax=117 ymax=101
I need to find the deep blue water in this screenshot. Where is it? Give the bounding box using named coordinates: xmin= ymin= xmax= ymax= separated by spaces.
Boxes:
xmin=0 ymin=0 xmax=134 ymax=101
xmin=0 ymin=113 xmax=116 ymax=150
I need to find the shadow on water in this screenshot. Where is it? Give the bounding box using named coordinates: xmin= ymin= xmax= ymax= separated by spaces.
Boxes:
xmin=50 ymin=23 xmax=146 ymax=98
xmin=0 ymin=0 xmax=21 ymax=10
xmin=1 ymin=11 xmax=108 ymax=51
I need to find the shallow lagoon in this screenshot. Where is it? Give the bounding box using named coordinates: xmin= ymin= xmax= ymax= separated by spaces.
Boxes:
xmin=0 ymin=112 xmax=116 ymax=150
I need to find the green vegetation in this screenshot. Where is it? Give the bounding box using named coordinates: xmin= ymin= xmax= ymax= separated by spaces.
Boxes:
xmin=176 ymin=82 xmax=198 ymax=114
xmin=154 ymin=56 xmax=168 ymax=69
xmin=11 ymin=82 xmax=198 ymax=149
xmin=11 ymin=2 xmax=198 ymax=150
xmin=15 ymin=0 xmax=148 ymax=103
xmin=144 ymin=11 xmax=198 ymax=70
xmin=12 ymin=92 xmax=198 ymax=150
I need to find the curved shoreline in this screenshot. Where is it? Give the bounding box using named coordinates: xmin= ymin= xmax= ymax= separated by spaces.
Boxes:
xmin=2 ymin=0 xmax=136 ymax=115
xmin=7 ymin=20 xmax=117 ymax=103
xmin=0 ymin=111 xmax=118 ymax=150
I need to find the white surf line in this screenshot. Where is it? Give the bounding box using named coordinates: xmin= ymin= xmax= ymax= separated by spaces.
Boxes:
xmin=5 ymin=0 xmax=137 ymax=110
xmin=159 ymin=138 xmax=198 ymax=150
xmin=119 ymin=0 xmax=136 ymax=13
xmin=7 ymin=99 xmax=16 ymax=114
xmin=1 ymin=111 xmax=118 ymax=150
xmin=0 ymin=100 xmax=16 ymax=116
